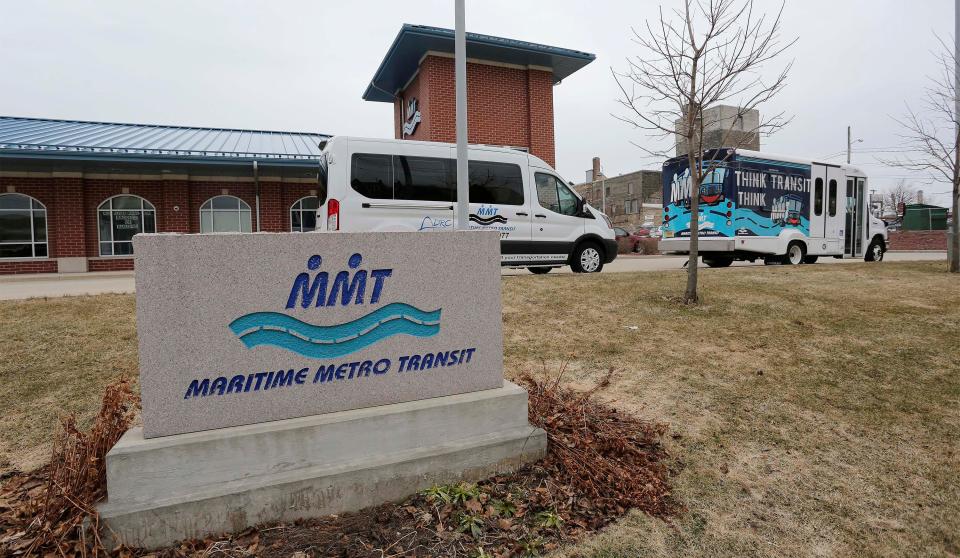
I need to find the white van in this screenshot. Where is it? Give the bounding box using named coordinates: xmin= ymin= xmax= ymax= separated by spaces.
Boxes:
xmin=314 ymin=136 xmax=617 ymax=273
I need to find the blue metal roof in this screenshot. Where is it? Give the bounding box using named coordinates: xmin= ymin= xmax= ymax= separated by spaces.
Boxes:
xmin=0 ymin=116 xmax=331 ymax=165
xmin=363 ymin=24 xmax=595 ymax=102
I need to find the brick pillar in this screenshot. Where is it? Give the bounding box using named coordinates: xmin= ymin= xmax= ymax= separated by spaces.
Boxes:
xmin=527 ymin=69 xmax=555 ymax=168
xmin=258 ymin=180 xmax=286 ymax=232
xmin=51 ymin=173 xmax=87 ymax=272
xmin=161 ymin=177 xmax=190 ymax=233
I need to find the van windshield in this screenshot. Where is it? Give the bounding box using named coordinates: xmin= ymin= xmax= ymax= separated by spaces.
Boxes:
xmin=317 ymin=152 xmax=328 ymax=205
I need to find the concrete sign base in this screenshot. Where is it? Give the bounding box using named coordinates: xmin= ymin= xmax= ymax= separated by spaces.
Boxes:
xmin=98 ymin=381 xmax=546 ymax=549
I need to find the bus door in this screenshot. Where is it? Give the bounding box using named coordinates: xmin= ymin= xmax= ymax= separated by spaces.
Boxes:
xmin=844 ymin=176 xmax=866 ymax=257
xmin=811 ymin=163 xmax=843 ymax=251
xmin=810 ymin=164 xmax=828 ymax=240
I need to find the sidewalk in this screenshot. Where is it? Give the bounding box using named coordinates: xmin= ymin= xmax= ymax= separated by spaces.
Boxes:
xmin=0 ymin=251 xmax=948 ymax=300
xmin=0 ymin=270 xmax=135 ymax=300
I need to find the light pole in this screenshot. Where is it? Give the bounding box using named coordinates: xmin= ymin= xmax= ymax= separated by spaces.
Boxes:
xmin=847 ymin=126 xmax=863 ymax=164
xmin=454 ymin=0 xmax=469 ymax=230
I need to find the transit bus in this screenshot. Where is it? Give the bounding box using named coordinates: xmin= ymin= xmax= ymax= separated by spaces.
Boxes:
xmin=658 ymin=148 xmax=889 ymax=266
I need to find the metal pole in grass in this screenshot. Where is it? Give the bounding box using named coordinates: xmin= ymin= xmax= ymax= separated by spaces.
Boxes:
xmin=455 ymin=0 xmax=470 ymax=231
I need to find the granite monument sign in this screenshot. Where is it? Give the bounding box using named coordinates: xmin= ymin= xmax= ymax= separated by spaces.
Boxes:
xmin=134 ymin=231 xmax=505 ymax=437
xmin=98 ymin=230 xmax=545 ymax=548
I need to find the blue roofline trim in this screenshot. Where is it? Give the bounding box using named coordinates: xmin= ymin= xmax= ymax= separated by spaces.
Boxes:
xmin=0 ymin=116 xmax=331 ymax=165
xmin=363 ymin=24 xmax=596 ymax=102
xmin=0 ymin=149 xmax=320 ymax=168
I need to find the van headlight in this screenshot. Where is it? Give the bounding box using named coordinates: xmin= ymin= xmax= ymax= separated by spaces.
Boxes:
xmin=601 ymin=213 xmax=613 ymax=229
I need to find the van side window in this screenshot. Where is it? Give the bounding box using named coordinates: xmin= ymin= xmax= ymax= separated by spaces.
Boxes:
xmin=394 ymin=156 xmax=455 ymax=202
xmin=828 ymin=179 xmax=837 ymax=216
xmin=468 ymin=161 xmax=524 ymax=205
xmin=535 ymin=173 xmax=579 ymax=216
xmin=351 ymin=154 xmax=393 ymax=199
xmin=814 ymin=177 xmax=823 ymax=216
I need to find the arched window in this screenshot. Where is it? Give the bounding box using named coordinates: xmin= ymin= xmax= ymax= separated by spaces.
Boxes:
xmin=200 ymin=196 xmax=252 ymax=233
xmin=0 ymin=193 xmax=47 ymax=258
xmin=290 ymin=196 xmax=319 ymax=232
xmin=98 ymin=195 xmax=156 ymax=256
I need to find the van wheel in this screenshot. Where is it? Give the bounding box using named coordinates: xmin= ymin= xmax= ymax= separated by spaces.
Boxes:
xmin=783 ymin=241 xmax=806 ymax=265
xmin=571 ymin=242 xmax=604 ymax=273
xmin=865 ymin=238 xmax=885 ymax=262
xmin=802 ymin=255 xmax=819 ymax=264
xmin=703 ymin=256 xmax=733 ymax=268
xmin=528 ymin=267 xmax=552 ymax=275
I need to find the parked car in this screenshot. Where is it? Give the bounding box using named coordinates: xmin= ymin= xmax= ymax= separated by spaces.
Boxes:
xmin=613 ymin=227 xmax=645 ymax=253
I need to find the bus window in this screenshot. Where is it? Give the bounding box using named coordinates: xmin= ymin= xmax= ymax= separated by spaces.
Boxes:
xmin=828 ymin=179 xmax=837 ymax=216
xmin=814 ymin=178 xmax=823 ymax=216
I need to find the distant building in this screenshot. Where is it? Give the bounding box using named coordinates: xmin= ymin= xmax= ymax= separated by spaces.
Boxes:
xmin=902 ymin=203 xmax=949 ymax=231
xmin=675 ymin=105 xmax=760 ymax=156
xmin=573 ymin=157 xmax=663 ymax=230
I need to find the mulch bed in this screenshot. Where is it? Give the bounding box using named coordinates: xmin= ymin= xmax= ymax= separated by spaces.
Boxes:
xmin=1 ymin=369 xmax=678 ymax=557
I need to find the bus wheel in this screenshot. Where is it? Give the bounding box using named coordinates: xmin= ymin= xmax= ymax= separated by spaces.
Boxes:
xmin=865 ymin=239 xmax=885 ymax=262
xmin=571 ymin=242 xmax=604 ymax=273
xmin=802 ymin=255 xmax=819 ymax=264
xmin=528 ymin=267 xmax=552 ymax=275
xmin=703 ymin=256 xmax=733 ymax=268
xmin=783 ymin=241 xmax=806 ymax=265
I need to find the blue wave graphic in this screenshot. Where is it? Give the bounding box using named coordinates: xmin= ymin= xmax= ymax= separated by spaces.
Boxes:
xmin=229 ymin=302 xmax=441 ymax=359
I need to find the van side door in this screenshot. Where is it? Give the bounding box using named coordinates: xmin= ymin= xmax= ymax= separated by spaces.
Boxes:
xmin=461 ymin=150 xmax=532 ymax=262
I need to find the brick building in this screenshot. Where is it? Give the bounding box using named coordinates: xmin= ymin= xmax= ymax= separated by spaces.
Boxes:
xmin=363 ymin=24 xmax=594 ymax=169
xmin=0 ymin=24 xmax=593 ymax=275
xmin=573 ymin=157 xmax=663 ymax=230
xmin=0 ymin=117 xmax=327 ymax=275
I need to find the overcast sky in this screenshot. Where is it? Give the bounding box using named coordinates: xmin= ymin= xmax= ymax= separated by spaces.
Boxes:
xmin=1 ymin=0 xmax=954 ymax=206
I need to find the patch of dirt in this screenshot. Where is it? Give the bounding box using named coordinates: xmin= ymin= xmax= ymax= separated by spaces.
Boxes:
xmin=0 ymin=372 xmax=677 ymax=557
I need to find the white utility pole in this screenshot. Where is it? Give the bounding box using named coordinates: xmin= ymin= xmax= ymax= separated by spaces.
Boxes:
xmin=847 ymin=126 xmax=851 ymax=164
xmin=846 ymin=126 xmax=862 ymax=164
xmin=454 ymin=0 xmax=469 ymax=230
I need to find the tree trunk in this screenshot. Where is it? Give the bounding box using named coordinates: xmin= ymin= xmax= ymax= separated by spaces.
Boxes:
xmin=685 ymin=163 xmax=700 ymax=303
xmin=684 ymin=92 xmax=700 ymax=304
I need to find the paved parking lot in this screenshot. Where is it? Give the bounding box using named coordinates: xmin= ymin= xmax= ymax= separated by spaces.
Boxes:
xmin=0 ymin=251 xmax=947 ymax=300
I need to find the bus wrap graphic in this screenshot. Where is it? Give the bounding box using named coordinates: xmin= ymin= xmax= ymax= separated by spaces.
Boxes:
xmin=662 ymin=154 xmax=812 ymax=239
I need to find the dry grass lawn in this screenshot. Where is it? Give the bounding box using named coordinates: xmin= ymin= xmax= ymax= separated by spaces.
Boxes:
xmin=1 ymin=262 xmax=958 ymax=556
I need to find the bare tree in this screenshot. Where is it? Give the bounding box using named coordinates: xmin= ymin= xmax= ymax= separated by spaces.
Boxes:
xmin=884 ymin=179 xmax=918 ymax=216
xmin=613 ymin=0 xmax=794 ymax=303
xmin=883 ymin=36 xmax=960 ymax=273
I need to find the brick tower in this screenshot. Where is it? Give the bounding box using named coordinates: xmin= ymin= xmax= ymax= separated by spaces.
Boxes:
xmin=363 ymin=25 xmax=595 ymax=168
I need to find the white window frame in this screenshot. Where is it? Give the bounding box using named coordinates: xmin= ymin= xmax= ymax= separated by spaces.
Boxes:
xmin=290 ymin=196 xmax=319 ymax=232
xmin=199 ymin=195 xmax=252 ymax=233
xmin=0 ymin=193 xmax=48 ymax=259
xmin=97 ymin=195 xmax=157 ymax=257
